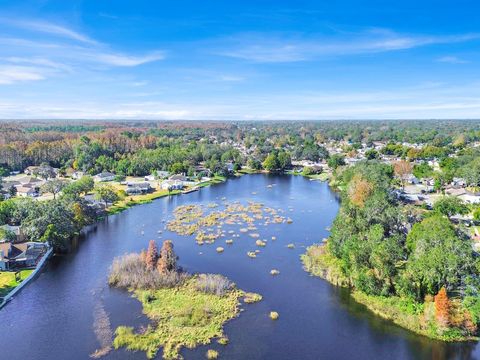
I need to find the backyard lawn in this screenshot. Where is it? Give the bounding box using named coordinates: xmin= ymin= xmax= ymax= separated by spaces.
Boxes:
xmin=0 ymin=270 xmax=33 ymax=297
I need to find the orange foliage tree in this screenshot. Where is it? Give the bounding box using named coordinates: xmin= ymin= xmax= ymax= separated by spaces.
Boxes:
xmin=434 ymin=287 xmax=450 ymax=327
xmin=145 ymin=240 xmax=158 ymax=270
xmin=394 ymin=160 xmax=413 ymax=189
xmin=348 ymin=175 xmax=373 ymax=207
xmin=157 ymin=240 xmax=177 ymax=274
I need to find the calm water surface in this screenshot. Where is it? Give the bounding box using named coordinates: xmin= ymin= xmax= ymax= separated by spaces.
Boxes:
xmin=0 ymin=174 xmax=477 ymax=360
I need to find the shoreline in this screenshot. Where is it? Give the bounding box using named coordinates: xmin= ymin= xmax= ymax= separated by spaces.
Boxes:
xmin=0 ymin=247 xmax=53 ymax=309
xmin=301 ymin=244 xmax=478 ymax=343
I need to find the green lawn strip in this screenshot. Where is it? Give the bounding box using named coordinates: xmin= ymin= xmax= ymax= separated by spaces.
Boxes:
xmin=113 ymin=278 xmax=244 ymax=359
xmin=0 ymin=270 xmax=34 ymax=297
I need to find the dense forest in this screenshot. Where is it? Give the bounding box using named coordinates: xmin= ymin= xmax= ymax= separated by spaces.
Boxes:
xmin=1 ymin=120 xmax=480 ymax=177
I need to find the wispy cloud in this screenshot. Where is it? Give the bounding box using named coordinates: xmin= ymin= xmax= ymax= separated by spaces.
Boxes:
xmin=0 ymin=65 xmax=46 ymax=84
xmin=88 ymin=51 xmax=165 ymax=66
xmin=220 ymin=75 xmax=244 ymax=82
xmin=216 ymin=30 xmax=480 ymax=63
xmin=0 ymin=18 xmax=166 ymax=84
xmin=0 ymin=18 xmax=97 ymax=44
xmin=437 ymin=55 xmax=469 ymax=64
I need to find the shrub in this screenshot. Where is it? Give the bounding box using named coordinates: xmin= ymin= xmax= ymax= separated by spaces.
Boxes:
xmin=195 ymin=274 xmax=234 ymax=296
xmin=157 ymin=240 xmax=177 ymax=274
xmin=206 ymin=349 xmax=219 ymax=359
xmin=145 ymin=240 xmax=158 ymax=270
xmin=434 ymin=287 xmax=450 ymax=328
xmin=269 ymin=311 xmax=279 ymax=320
xmin=243 ymin=292 xmax=262 ymax=303
xmin=109 ymin=253 xmax=187 ymax=290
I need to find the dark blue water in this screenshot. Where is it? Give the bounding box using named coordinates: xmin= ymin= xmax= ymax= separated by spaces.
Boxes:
xmin=0 ymin=174 xmax=477 ymax=359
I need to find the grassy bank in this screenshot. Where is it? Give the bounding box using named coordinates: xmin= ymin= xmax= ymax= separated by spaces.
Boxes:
xmin=108 ymin=189 xmax=182 ymax=214
xmin=113 ymin=277 xmax=248 ymax=359
xmin=107 ymin=176 xmax=226 ymax=215
xmin=302 ymin=244 xmax=478 ymax=342
xmin=286 ymin=170 xmax=331 ymax=181
xmin=0 ymin=270 xmax=33 ymax=297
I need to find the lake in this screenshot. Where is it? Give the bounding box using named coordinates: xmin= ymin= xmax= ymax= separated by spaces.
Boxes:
xmin=0 ymin=174 xmax=477 ymax=360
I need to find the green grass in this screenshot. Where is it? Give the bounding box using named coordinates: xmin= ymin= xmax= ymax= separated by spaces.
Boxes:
xmin=113 ymin=278 xmax=244 ymax=359
xmin=236 ymin=168 xmax=263 ymax=175
xmin=305 ymin=173 xmax=331 ymax=181
xmin=0 ymin=270 xmax=33 ymax=297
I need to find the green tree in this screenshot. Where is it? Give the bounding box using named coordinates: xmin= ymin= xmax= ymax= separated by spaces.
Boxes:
xmin=94 ymin=185 xmax=120 ymax=209
xmin=262 ymin=153 xmax=279 ymax=172
xmin=327 ymin=154 xmax=345 ymax=170
xmin=40 ymin=179 xmax=66 ymax=200
xmin=433 ymin=196 xmax=469 ymax=217
xmin=404 ymin=215 xmax=474 ymax=298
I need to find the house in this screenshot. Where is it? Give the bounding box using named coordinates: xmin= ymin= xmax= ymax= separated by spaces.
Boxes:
xmin=169 ymin=174 xmax=188 ymax=182
xmin=93 ymin=172 xmax=115 ymax=182
xmin=15 ymin=186 xmax=38 ymax=197
xmin=226 ymin=162 xmax=235 ymax=173
xmin=126 ymin=182 xmax=151 ymax=195
xmin=459 ymin=193 xmax=480 ymax=204
xmin=452 ymin=177 xmax=466 ymax=188
xmin=156 ymin=170 xmax=170 ymax=179
xmin=0 ymin=242 xmax=48 ymax=270
xmin=24 ymin=166 xmax=39 ymax=175
xmin=18 ymin=176 xmax=43 ymax=187
xmin=161 ymin=180 xmax=184 ymax=190
xmin=445 ymin=188 xmax=467 ymax=197
xmin=0 ymin=225 xmax=25 ymax=243
xmin=406 ymin=174 xmax=420 ymax=185
xmin=72 ymin=171 xmax=85 ymax=180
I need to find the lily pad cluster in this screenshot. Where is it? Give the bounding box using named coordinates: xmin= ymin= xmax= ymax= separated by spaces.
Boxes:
xmin=167 ymin=201 xmax=289 ymax=246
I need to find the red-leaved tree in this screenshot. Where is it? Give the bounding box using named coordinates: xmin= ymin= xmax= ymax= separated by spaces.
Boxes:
xmin=145 ymin=240 xmax=158 ymax=270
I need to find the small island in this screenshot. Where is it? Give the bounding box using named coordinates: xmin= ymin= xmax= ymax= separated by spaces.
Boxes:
xmin=109 ymin=239 xmax=261 ymax=359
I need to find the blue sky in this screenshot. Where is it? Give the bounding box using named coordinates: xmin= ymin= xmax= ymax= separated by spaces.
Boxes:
xmin=1 ymin=0 xmax=480 ymax=119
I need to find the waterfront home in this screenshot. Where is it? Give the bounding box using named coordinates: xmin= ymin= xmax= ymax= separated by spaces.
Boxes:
xmin=226 ymin=162 xmax=235 ymax=173
xmin=126 ymin=182 xmax=151 ymax=194
xmin=93 ymin=172 xmax=115 ymax=182
xmin=161 ymin=180 xmax=184 ymax=190
xmin=0 ymin=242 xmax=48 ymax=270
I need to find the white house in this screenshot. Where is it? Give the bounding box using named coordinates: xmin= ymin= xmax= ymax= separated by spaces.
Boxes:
xmin=93 ymin=172 xmax=116 ymax=182
xmin=72 ymin=171 xmax=85 ymax=180
xmin=161 ymin=180 xmax=184 ymax=190
xmin=126 ymin=182 xmax=151 ymax=194
xmin=15 ymin=186 xmax=38 ymax=197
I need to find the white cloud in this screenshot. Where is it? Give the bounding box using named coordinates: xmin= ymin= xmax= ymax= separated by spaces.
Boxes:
xmin=88 ymin=51 xmax=165 ymax=66
xmin=217 ymin=30 xmax=480 ymax=63
xmin=0 ymin=65 xmax=45 ymax=84
xmin=0 ymin=19 xmax=166 ymax=84
xmin=437 ymin=56 xmax=469 ymax=64
xmin=220 ymin=75 xmax=244 ymax=82
xmin=0 ymin=18 xmax=97 ymax=44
